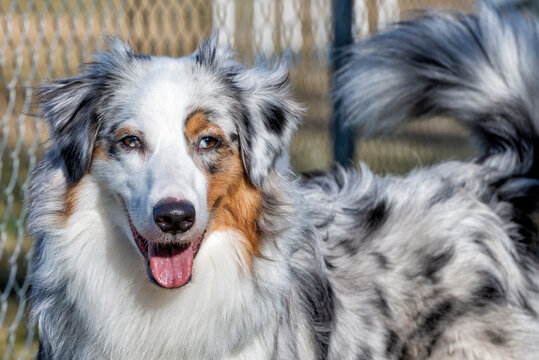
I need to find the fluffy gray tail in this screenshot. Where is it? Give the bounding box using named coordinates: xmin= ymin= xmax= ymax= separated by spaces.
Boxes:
xmin=335 ymin=2 xmax=539 ymax=244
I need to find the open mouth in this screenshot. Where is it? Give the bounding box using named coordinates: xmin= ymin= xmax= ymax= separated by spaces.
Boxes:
xmin=128 ymin=217 xmax=204 ymax=289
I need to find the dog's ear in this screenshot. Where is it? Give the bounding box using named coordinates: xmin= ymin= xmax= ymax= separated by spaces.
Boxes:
xmin=195 ymin=35 xmax=302 ymax=188
xmin=232 ymin=64 xmax=302 ymax=189
xmin=39 ymin=37 xmax=135 ymax=184
xmin=40 ymin=77 xmax=102 ymax=184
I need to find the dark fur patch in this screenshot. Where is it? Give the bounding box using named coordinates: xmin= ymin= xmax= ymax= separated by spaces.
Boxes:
xmin=291 ymin=267 xmax=335 ymax=360
xmin=374 ymin=286 xmax=391 ymax=318
xmin=421 ymin=247 xmax=454 ymax=283
xmin=385 ymin=329 xmax=401 ymax=356
xmin=207 ymin=162 xmax=221 ymax=175
xmin=421 ymin=299 xmax=456 ymax=334
xmin=263 ymin=103 xmax=287 ymax=136
xmin=410 ymin=298 xmax=464 ymax=356
xmin=471 ymin=271 xmax=506 ymax=308
xmin=229 ymin=132 xmax=239 ymax=143
xmin=485 ymin=329 xmax=507 ymax=346
xmin=195 ymin=34 xmax=217 ymax=67
xmin=301 ymin=169 xmax=330 ymax=181
xmin=399 ymin=344 xmax=411 ymax=360
xmin=363 ymin=200 xmax=389 ymax=235
xmin=509 ymin=206 xmax=539 ymax=255
xmin=128 ymin=51 xmax=151 ymax=61
xmin=372 ymin=252 xmax=390 ymax=269
xmin=235 ymin=102 xmax=254 ymax=169
xmin=55 ymin=97 xmax=101 ymax=183
xmin=428 ymin=183 xmax=456 ymax=207
xmin=37 ymin=341 xmax=52 ymax=360
xmin=239 ymin=107 xmax=254 ymax=143
xmin=324 ymin=256 xmax=336 ymax=270
xmin=337 ymin=237 xmax=360 ymax=256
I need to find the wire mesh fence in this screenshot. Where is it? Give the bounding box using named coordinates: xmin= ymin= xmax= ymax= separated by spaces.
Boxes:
xmin=0 ymin=0 xmax=482 ymax=358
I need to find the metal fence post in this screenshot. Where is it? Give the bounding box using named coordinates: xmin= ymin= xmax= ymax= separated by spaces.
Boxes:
xmin=332 ymin=0 xmax=355 ymax=166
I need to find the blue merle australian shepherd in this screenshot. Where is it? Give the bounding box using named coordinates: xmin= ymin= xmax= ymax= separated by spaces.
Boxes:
xmin=29 ymin=3 xmax=539 ymax=360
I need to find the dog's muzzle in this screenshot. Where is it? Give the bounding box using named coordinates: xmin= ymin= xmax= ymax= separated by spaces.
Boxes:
xmin=128 ymin=203 xmax=204 ymax=289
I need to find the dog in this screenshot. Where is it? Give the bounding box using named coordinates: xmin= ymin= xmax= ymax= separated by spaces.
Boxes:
xmin=28 ymin=3 xmax=539 ymax=359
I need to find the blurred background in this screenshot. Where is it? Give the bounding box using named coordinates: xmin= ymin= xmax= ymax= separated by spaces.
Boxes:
xmin=0 ymin=0 xmax=535 ymax=358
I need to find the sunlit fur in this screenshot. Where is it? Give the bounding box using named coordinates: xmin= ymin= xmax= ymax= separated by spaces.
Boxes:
xmin=29 ymin=4 xmax=539 ymax=359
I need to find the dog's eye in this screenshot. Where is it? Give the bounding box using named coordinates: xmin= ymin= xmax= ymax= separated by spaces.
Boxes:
xmin=120 ymin=136 xmax=142 ymax=149
xmin=198 ymin=137 xmax=218 ymax=150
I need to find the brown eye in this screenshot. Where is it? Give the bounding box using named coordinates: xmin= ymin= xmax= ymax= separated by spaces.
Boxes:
xmin=120 ymin=135 xmax=142 ymax=149
xmin=198 ymin=137 xmax=218 ymax=150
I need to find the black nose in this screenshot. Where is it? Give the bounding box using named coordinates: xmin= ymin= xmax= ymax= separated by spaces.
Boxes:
xmin=153 ymin=201 xmax=196 ymax=234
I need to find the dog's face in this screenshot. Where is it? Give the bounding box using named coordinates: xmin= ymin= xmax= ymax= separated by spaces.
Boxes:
xmin=40 ymin=36 xmax=301 ymax=288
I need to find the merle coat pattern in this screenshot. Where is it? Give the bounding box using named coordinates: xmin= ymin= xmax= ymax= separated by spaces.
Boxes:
xmin=29 ymin=3 xmax=539 ymax=359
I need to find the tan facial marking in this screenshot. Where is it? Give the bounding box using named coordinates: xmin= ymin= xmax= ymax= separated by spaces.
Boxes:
xmin=91 ymin=142 xmax=108 ymax=161
xmin=61 ymin=142 xmax=107 ymax=224
xmin=185 ymin=112 xmax=211 ymax=140
xmin=115 ymin=126 xmax=139 ymax=139
xmin=61 ymin=182 xmax=81 ymax=224
xmin=185 ymin=111 xmax=262 ymax=268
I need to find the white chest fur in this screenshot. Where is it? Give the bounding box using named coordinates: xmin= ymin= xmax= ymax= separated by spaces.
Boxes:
xmin=39 ymin=182 xmax=287 ymax=360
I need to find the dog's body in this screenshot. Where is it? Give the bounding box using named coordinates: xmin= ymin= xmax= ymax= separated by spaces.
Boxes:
xmin=29 ymin=4 xmax=539 ymax=360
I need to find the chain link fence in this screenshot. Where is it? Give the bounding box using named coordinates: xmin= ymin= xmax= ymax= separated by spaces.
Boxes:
xmin=0 ymin=0 xmax=484 ymax=358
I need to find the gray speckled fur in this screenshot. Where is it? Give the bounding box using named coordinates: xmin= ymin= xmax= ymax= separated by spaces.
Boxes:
xmin=29 ymin=3 xmax=539 ymax=360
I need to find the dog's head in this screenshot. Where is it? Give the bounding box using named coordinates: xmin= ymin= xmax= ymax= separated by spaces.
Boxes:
xmin=40 ymin=36 xmax=301 ymax=288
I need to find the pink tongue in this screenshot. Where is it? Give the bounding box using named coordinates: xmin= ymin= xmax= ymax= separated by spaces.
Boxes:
xmin=148 ymin=242 xmax=195 ymax=289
